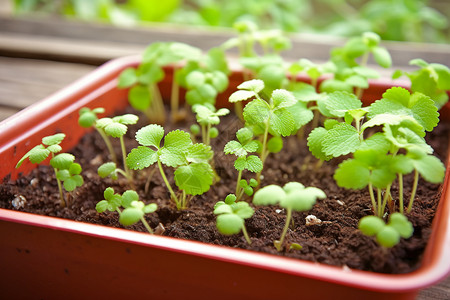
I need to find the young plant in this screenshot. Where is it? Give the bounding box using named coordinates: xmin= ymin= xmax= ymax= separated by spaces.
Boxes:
xmin=214 ymin=194 xmax=254 ymax=244
xmin=78 ymin=107 xmax=117 ymax=164
xmin=224 ymin=127 xmax=263 ymax=199
xmin=16 ymin=133 xmax=83 ymax=207
xmin=192 ymin=104 xmax=230 ymax=146
xmin=126 ymin=124 xmax=214 ymax=210
xmin=95 ymin=114 xmax=138 ymax=184
xmin=96 ymin=188 xmax=157 ymax=234
xmin=253 ymin=182 xmax=326 ymax=251
xmin=358 ymin=213 xmax=413 ymax=248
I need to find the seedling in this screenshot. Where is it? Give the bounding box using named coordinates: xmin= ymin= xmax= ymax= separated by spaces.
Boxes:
xmin=96 ymin=114 xmax=138 ymax=184
xmin=253 ymin=182 xmax=326 ymax=251
xmin=192 ymin=104 xmax=230 ymax=146
xmin=78 ymin=107 xmax=117 ymax=164
xmin=358 ymin=213 xmax=413 ymax=248
xmin=224 ymin=127 xmax=262 ymax=198
xmin=126 ymin=124 xmax=214 ymax=210
xmin=393 ymin=59 xmax=450 ymax=109
xmin=16 ymin=133 xmax=83 ymax=207
xmin=214 ymin=194 xmax=254 ymax=244
xmin=96 ymin=188 xmax=157 ymax=234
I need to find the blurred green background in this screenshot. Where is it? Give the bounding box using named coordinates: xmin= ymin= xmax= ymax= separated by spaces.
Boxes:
xmin=11 ymin=0 xmax=450 ymax=43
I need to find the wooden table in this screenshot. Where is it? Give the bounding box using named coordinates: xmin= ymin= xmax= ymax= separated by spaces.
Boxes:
xmin=0 ymin=15 xmax=449 ymax=299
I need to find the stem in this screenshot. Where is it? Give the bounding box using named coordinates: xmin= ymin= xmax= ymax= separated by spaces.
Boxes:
xmin=150 ymin=84 xmax=166 ymax=124
xmin=242 ymin=224 xmax=252 ymax=245
xmin=119 ymin=136 xmax=133 ymax=183
xmin=140 ymin=217 xmax=154 ymax=234
xmin=407 ymin=170 xmax=419 ymax=213
xmin=377 ymin=188 xmax=382 ymax=217
xmin=181 ymin=190 xmax=187 ymax=210
xmin=398 ymin=173 xmax=404 ymax=214
xmin=368 ymin=182 xmax=377 ymax=215
xmin=277 ymin=208 xmax=292 ymax=252
xmin=157 ymin=158 xmax=179 ymax=208
xmin=205 ymin=123 xmax=211 ymax=147
xmin=256 ymin=121 xmax=270 ymax=184
xmin=54 ymin=167 xmax=66 ymax=208
xmin=201 ymin=124 xmax=206 ymax=145
xmin=96 ymin=127 xmax=117 ymax=164
xmin=235 ymin=169 xmax=243 ymax=197
xmin=381 ymin=186 xmax=391 ymax=217
xmin=234 ymin=102 xmax=243 ymax=121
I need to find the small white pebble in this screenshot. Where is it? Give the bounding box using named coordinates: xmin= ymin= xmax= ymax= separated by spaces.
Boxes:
xmin=342 ymin=265 xmax=352 ymax=273
xmin=305 ymin=215 xmax=322 ymax=226
xmin=12 ymin=195 xmax=27 ymax=209
xmin=259 ymin=175 xmax=264 ymax=180
xmin=336 ymin=200 xmax=344 ymax=206
xmin=90 ymin=154 xmax=103 ymax=166
xmin=275 ymin=209 xmax=282 ymax=214
xmin=30 ymin=178 xmax=39 ymax=188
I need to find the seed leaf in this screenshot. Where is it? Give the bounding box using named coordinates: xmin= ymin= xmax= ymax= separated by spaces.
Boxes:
xmin=253 ymin=185 xmax=286 ymax=206
xmin=122 ymin=190 xmax=139 ymax=208
xmin=174 ymin=162 xmax=214 ymax=195
xmin=334 ymin=159 xmax=370 ymax=189
xmin=129 ymin=85 xmax=151 ymax=111
xmin=216 ymin=214 xmax=244 ymax=235
xmin=98 ymin=162 xmax=118 ymax=178
xmin=120 ymin=207 xmax=144 ymax=226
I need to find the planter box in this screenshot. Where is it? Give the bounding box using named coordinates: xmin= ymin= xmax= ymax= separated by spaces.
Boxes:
xmin=0 ymin=56 xmax=449 ymax=300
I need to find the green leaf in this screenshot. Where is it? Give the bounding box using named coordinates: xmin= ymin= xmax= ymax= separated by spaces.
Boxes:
xmin=270 ymin=108 xmax=295 ymax=137
xmin=186 ymin=143 xmax=213 ymax=163
xmin=229 ymin=90 xmax=256 ymax=103
xmin=186 ymin=71 xmax=206 ymax=89
xmin=359 ymin=216 xmax=385 ymax=236
xmin=322 ymin=123 xmax=360 ymax=157
xmin=376 ymin=226 xmax=400 ymax=248
xmin=135 ymin=124 xmax=164 ymax=148
xmin=280 ymin=189 xmax=316 ymax=212
xmin=253 ymin=185 xmax=286 ymax=206
xmin=334 ymin=159 xmax=370 ymax=189
xmin=104 ymin=187 xmax=115 ymax=200
xmin=271 ymin=89 xmax=297 ymax=109
xmin=47 ymin=144 xmax=62 ymax=154
xmin=243 ymin=98 xmax=270 ymax=135
xmin=122 ymin=190 xmax=139 ymax=208
xmin=372 ymin=46 xmax=392 ymax=68
xmin=412 ymin=154 xmax=445 ymax=183
xmin=129 ymin=85 xmax=151 ymax=111
xmin=236 ymin=127 xmax=253 ymax=145
xmin=96 ymin=200 xmax=109 ymax=213
xmin=238 ymin=79 xmax=264 ymax=93
xmin=98 ymin=162 xmax=117 ymax=178
xmin=120 ymin=207 xmax=144 ymax=226
xmin=267 ymin=136 xmax=283 ymax=153
xmin=56 ymin=169 xmax=71 ymax=181
xmin=174 ymin=162 xmax=213 ymax=195
xmin=216 ymin=214 xmax=244 ymax=235
xmin=63 ymin=177 xmax=79 ymax=192
xmin=50 ymin=153 xmax=75 ymax=170
xmin=42 ymin=133 xmax=65 ymax=146
xmin=214 ymin=202 xmax=233 ymax=214
xmin=143 ymin=203 xmax=158 ymax=214
xmin=126 ymin=146 xmax=158 ymax=170
xmin=104 ymin=122 xmax=127 ymax=138
xmin=245 ymin=155 xmax=263 ymax=173
xmin=388 ymin=213 xmax=413 ymax=239
xmin=114 ymin=114 xmax=138 ymax=125
xmin=325 ymin=91 xmax=362 ymax=117
xmin=209 ymin=71 xmax=229 ymax=92
xmin=307 ymin=127 xmax=332 ymax=161
xmin=233 ymin=202 xmax=255 ymax=219
xmin=159 ymin=130 xmax=192 ymax=167
xmin=186 ymin=84 xmax=217 ymax=106
xmin=118 ymin=67 xmax=138 ymax=88
xmin=69 ymin=163 xmax=82 ymax=175
xmin=286 ymin=101 xmax=314 ymax=133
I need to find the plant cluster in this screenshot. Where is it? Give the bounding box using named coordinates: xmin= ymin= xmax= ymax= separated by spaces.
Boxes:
xmin=15 ymin=27 xmax=450 ymax=252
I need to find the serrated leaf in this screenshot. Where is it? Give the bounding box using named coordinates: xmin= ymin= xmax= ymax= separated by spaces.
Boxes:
xmin=126 ymin=146 xmax=158 ymax=170
xmin=186 ymin=143 xmax=213 ymax=163
xmin=307 ymin=127 xmax=332 ymax=161
xmin=174 ymin=162 xmax=213 ymax=195
xmin=243 ymin=98 xmax=270 ymax=135
xmin=358 ymin=133 xmax=391 ymax=153
xmin=271 ymin=89 xmax=297 ymax=109
xmin=28 ymin=146 xmax=51 ymax=164
xmin=322 ymin=123 xmax=360 ymax=157
xmin=135 ymin=124 xmax=164 ymax=148
xmin=42 ymin=133 xmax=65 ymax=146
xmin=286 ymin=101 xmax=314 ymax=133
xmin=325 ymin=91 xmax=362 ymax=117
xmin=234 ymin=156 xmax=247 ymax=171
xmin=120 ymin=208 xmax=144 ymax=226
xmin=238 ymin=79 xmax=264 ymax=93
xmin=47 ymin=144 xmax=62 ymax=154
xmin=50 ymin=153 xmax=75 ymax=170
xmin=216 ymin=214 xmax=244 ymax=235
xmin=270 ymin=108 xmax=295 ymax=137
xmin=159 ymin=130 xmax=192 ymax=167
xmin=245 ymin=155 xmax=263 ymax=173
xmin=229 ymin=90 xmax=256 ymax=103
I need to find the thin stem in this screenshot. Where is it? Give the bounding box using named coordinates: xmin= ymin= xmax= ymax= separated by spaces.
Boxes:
xmin=241 ymin=225 xmax=252 ymax=245
xmin=96 ymin=127 xmax=117 ymax=164
xmin=277 ymin=208 xmax=292 ymax=252
xmin=398 ymin=173 xmax=404 ymax=214
xmin=234 ymin=102 xmax=243 ymax=121
xmin=368 ymin=182 xmax=377 ymax=215
xmin=201 ymin=124 xmax=206 ymax=145
xmin=157 ymin=158 xmax=179 ymax=207
xmin=377 ymin=188 xmax=382 ymax=217
xmin=120 ymin=136 xmax=132 ymax=181
xmin=381 ymin=186 xmax=391 ymax=217
xmin=140 ymin=217 xmax=154 ymax=234
xmin=235 ymin=169 xmax=243 ymax=196
xmin=407 ymin=170 xmax=419 ymax=213
xmin=205 ymin=123 xmax=211 ymax=146
xmin=54 ymin=167 xmax=66 ymax=208
xmin=256 ymin=121 xmax=270 ymax=184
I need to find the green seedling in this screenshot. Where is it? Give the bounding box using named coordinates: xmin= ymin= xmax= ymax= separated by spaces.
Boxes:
xmin=78 ymin=107 xmax=117 ymax=164
xmin=253 ymin=182 xmax=326 ymax=251
xmin=16 ymin=133 xmax=83 ymax=207
xmin=214 ymin=194 xmax=254 ymax=244
xmin=192 ymin=104 xmax=230 ymax=146
xmin=359 ymin=213 xmax=413 ymax=248
xmin=96 ymin=188 xmax=157 ymax=234
xmin=393 ymin=59 xmax=450 ymax=109
xmin=224 ymin=127 xmax=263 ymax=198
xmin=238 ymin=178 xmax=259 ymax=197
xmin=118 ymin=42 xmax=202 ymax=123
xmin=96 ymin=114 xmax=138 ymax=185
xmin=126 ymin=124 xmax=214 ymax=210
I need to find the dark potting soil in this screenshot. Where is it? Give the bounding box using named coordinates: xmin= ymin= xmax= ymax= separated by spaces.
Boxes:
xmin=1 ymin=108 xmax=448 ymax=274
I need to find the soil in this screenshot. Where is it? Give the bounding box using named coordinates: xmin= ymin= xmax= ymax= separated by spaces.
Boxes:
xmin=1 ymin=107 xmax=448 ymax=274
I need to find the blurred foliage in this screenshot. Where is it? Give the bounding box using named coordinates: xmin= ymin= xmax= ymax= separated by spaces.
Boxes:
xmin=12 ymin=0 xmax=449 ymax=43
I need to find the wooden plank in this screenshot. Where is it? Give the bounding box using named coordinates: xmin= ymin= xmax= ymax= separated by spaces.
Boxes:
xmin=418 ymin=276 xmax=450 ymax=299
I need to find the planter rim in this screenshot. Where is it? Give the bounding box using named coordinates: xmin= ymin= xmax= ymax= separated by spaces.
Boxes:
xmin=1 ymin=54 xmax=449 ymax=295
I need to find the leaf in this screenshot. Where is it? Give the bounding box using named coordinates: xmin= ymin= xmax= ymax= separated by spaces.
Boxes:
xmin=129 ymin=85 xmax=151 ymax=111
xmin=96 ymin=200 xmax=109 ymax=213
xmin=186 ymin=71 xmax=206 ymax=89
xmin=376 ymin=227 xmax=400 ymax=248
xmin=245 ymin=155 xmax=263 ymax=173
xmin=143 ymin=203 xmax=158 ymax=214
xmin=42 ymin=133 xmax=65 ymax=146
xmin=243 ymin=98 xmax=270 ymax=135
xmin=56 ymin=169 xmax=71 ymax=181
xmin=334 ymin=159 xmax=370 ymax=189
xmin=214 ymin=202 xmax=233 ymax=215
xmin=135 ymin=124 xmax=164 ymax=148
xmin=120 ymin=208 xmax=144 ymax=226
xmin=114 ymin=114 xmax=138 ymax=125
xmin=359 ymin=216 xmax=385 ymax=236
xmin=104 ymin=122 xmax=128 ymax=138
xmin=236 ymin=127 xmax=253 ymax=145
xmin=325 ymin=91 xmax=362 ymax=117
xmin=229 ymin=90 xmax=256 ymax=103
xmin=412 ymin=154 xmax=445 ymax=184
xmin=69 ymin=163 xmax=82 ymax=175
xmin=63 ymin=177 xmax=78 ymax=192
xmin=253 ymin=185 xmax=286 ymax=206
xmin=271 ymin=89 xmax=297 ymax=109
xmin=50 ymin=153 xmax=75 ymax=170
xmin=122 ymin=190 xmax=139 ymax=208
xmin=216 ymin=214 xmax=244 ymax=235
xmin=270 ymin=108 xmax=295 ymax=137
xmin=233 ymin=202 xmax=255 ymax=219
xmin=126 ymin=146 xmax=158 ymax=170
xmin=174 ymin=162 xmax=213 ymax=195
xmin=47 ymin=144 xmax=62 ymax=154
xmin=368 ymin=87 xmax=439 ymax=132
xmin=286 ymin=101 xmax=314 ymax=133
xmin=118 ymin=67 xmax=138 ymax=88
xmin=280 ymin=189 xmax=318 ymax=212
xmin=159 ymin=130 xmax=192 ymax=167
xmin=16 ymin=145 xmax=50 ymax=167
xmin=388 ymin=213 xmax=413 ymax=239
xmin=98 ymin=162 xmax=117 ymax=178
xmin=372 ymin=46 xmax=392 ymax=68
xmin=238 ymin=79 xmax=264 ymax=93
xmin=322 ymin=123 xmax=360 ymax=157
xmin=267 ymin=136 xmax=283 ymax=153
xmin=186 ymin=143 xmax=213 ymax=163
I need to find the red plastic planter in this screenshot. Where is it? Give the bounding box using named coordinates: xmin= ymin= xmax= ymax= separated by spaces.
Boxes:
xmin=0 ymin=56 xmax=449 ymax=300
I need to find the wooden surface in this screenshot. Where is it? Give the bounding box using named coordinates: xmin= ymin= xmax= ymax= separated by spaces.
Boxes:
xmin=0 ymin=15 xmax=449 ymax=299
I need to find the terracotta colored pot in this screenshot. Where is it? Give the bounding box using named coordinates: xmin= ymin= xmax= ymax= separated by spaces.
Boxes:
xmin=0 ymin=56 xmax=449 ymax=300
